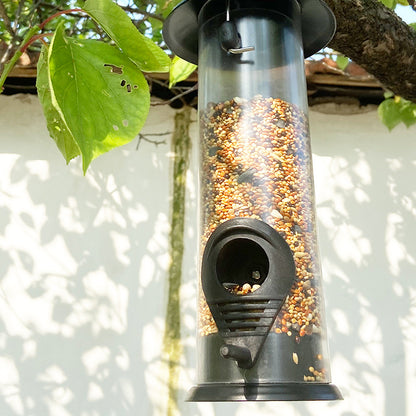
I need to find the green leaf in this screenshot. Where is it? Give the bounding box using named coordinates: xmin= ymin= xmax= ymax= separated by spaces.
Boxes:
xmin=410 ymin=23 xmax=416 ymax=31
xmin=397 ymin=100 xmax=416 ymax=128
xmin=379 ymin=0 xmax=396 ymax=9
xmin=336 ymin=54 xmax=349 ymax=71
xmin=83 ymin=0 xmax=170 ymax=72
xmin=48 ymin=23 xmax=150 ymax=173
xmin=378 ymin=96 xmax=416 ymax=130
xmin=36 ymin=45 xmax=80 ymax=163
xmin=169 ymin=56 xmax=197 ymax=88
xmin=383 ymin=90 xmax=394 ymax=99
xmin=378 ymin=98 xmax=402 ymax=130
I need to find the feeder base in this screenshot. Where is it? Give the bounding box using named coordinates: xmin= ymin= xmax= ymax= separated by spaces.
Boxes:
xmin=186 ymin=382 xmax=343 ymax=401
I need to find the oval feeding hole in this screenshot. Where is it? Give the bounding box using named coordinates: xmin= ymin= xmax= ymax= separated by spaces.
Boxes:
xmin=113 ymin=125 xmax=119 ymax=131
xmin=216 ymin=238 xmax=269 ymax=295
xmin=122 ymin=120 xmax=129 ymax=127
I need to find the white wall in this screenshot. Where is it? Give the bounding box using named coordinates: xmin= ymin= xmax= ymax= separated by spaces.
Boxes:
xmin=0 ymin=94 xmax=415 ymax=416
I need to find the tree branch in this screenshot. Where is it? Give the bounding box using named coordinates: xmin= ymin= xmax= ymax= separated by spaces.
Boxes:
xmin=121 ymin=5 xmax=164 ymax=22
xmin=38 ymin=8 xmax=84 ymax=30
xmin=325 ymin=0 xmax=416 ymax=102
xmin=151 ymin=83 xmax=199 ymax=106
xmin=136 ymin=132 xmax=170 ymax=150
xmin=13 ymin=0 xmax=26 ymax=31
xmin=0 ymin=0 xmax=14 ymax=36
xmin=0 ymin=25 xmax=40 ymax=93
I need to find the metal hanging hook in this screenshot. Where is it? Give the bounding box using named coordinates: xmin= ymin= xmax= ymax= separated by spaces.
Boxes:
xmin=220 ymin=0 xmax=254 ymax=55
xmin=228 ymin=46 xmax=255 ymax=54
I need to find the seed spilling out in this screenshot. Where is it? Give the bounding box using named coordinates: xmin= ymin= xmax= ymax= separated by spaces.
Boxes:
xmin=292 ymin=352 xmax=299 ymax=365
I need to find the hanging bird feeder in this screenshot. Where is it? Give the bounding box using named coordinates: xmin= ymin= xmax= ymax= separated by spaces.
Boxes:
xmin=163 ymin=0 xmax=342 ymax=401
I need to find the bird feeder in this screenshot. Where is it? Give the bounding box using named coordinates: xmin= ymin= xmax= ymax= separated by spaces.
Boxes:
xmin=163 ymin=0 xmax=342 ymax=401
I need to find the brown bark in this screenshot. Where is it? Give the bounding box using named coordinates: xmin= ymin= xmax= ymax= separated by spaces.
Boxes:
xmin=325 ymin=0 xmax=416 ymax=102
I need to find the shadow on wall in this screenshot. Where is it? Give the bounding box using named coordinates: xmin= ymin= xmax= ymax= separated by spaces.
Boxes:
xmin=0 ymin=94 xmax=198 ymax=416
xmin=1 ymin=95 xmax=416 ymax=416
xmin=308 ymin=108 xmax=416 ymax=416
xmin=187 ymin=109 xmax=416 ymax=416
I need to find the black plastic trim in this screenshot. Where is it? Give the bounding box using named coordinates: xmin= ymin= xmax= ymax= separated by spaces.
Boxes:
xmin=162 ymin=0 xmax=336 ymax=64
xmin=187 ymin=382 xmax=343 ymax=401
xmin=201 ymin=218 xmax=296 ymax=368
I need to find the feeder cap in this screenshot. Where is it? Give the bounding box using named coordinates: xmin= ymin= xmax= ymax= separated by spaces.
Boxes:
xmin=163 ymin=0 xmax=336 ymax=64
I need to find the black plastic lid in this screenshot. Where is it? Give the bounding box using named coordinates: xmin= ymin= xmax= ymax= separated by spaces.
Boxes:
xmin=162 ymin=0 xmax=336 ymax=64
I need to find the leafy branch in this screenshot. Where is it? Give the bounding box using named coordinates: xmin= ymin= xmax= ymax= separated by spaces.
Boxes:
xmin=378 ymin=93 xmax=416 ymax=130
xmin=0 ymin=25 xmax=41 ymax=89
xmin=375 ymin=1 xmax=416 ymax=129
xmin=0 ymin=0 xmax=197 ymax=173
xmin=0 ymin=0 xmax=13 ymax=36
xmin=0 ymin=0 xmax=196 ymax=173
xmin=37 ymin=7 xmax=84 ymax=30
xmin=0 ymin=0 xmax=32 ymax=74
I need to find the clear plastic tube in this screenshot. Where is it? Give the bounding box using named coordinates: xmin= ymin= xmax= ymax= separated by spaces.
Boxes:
xmin=197 ymin=0 xmax=332 ymax=387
